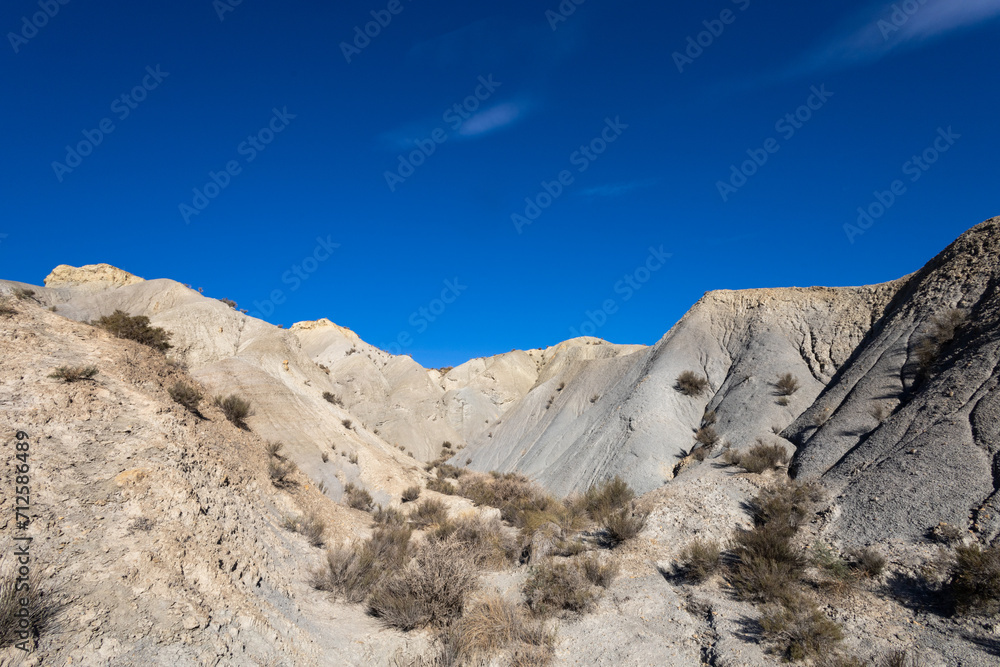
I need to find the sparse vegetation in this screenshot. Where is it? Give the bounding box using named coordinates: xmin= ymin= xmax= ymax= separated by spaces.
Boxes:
xmin=284 ymin=512 xmax=326 ymax=547
xmin=409 ymin=498 xmax=448 ymax=527
xmin=426 ymin=477 xmax=457 ymax=495
xmin=168 ymin=381 xmax=203 ymax=414
xmin=218 ymin=298 xmax=238 ymax=309
xmin=49 ymin=365 xmax=98 ymax=382
xmin=0 ymin=299 xmax=16 ymax=317
xmin=758 ymin=597 xmax=844 ymax=662
xmin=13 ymin=288 xmax=37 ymax=301
xmin=94 ymin=310 xmax=172 ymax=351
xmin=430 ymin=514 xmax=519 ymax=570
xmin=268 ymin=458 xmax=297 ymax=488
xmin=373 ymin=505 xmax=406 ymax=527
xmin=401 ymin=485 xmax=421 ymax=503
xmin=693 ymin=425 xmax=719 ymax=447
xmin=582 ymin=476 xmax=635 ymax=521
xmin=579 ymin=554 xmax=619 ymax=588
xmin=369 ymin=539 xmax=478 ymax=631
xmin=946 ymin=543 xmax=1000 ymax=615
xmin=914 ymin=309 xmax=967 ymax=376
xmin=128 ymin=517 xmax=155 ymax=532
xmin=524 ymin=559 xmax=599 ymax=617
xmin=322 ymin=392 xmax=344 ymax=406
xmin=343 ymin=483 xmax=374 ymax=512
xmin=774 ymin=373 xmax=801 ymax=396
xmin=677 ymin=539 xmax=722 ymax=582
xmin=213 ymin=393 xmax=253 ymax=429
xmin=342 ymin=419 xmax=353 ymax=429
xmin=849 ymin=547 xmax=886 ymax=579
xmin=0 ymin=573 xmax=58 ymax=650
xmin=675 ymin=371 xmax=709 ymax=397
xmin=724 ymin=440 xmax=790 ymax=474
xmin=449 ymin=594 xmax=554 ymax=665
xmin=313 ymin=526 xmax=412 ymax=603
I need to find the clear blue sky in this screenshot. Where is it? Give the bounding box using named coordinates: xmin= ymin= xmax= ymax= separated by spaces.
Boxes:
xmin=3 ymin=0 xmax=998 ymax=367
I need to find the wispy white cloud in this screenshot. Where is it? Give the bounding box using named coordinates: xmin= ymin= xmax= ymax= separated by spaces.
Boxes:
xmin=579 ymin=178 xmax=658 ymax=198
xmin=457 ymin=102 xmax=528 ymax=138
xmin=794 ymin=0 xmax=1000 ymax=77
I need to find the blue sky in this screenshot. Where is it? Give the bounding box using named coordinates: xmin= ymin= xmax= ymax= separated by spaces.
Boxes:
xmin=3 ymin=0 xmax=999 ymax=367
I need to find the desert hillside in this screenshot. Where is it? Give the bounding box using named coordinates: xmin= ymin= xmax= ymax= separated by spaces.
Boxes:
xmin=1 ymin=217 xmax=999 ymax=666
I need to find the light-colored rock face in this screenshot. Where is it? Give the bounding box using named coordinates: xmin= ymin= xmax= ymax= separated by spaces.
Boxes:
xmin=44 ymin=263 xmax=145 ymax=290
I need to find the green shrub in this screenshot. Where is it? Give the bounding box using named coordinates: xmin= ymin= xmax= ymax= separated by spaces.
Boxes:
xmin=675 ymin=371 xmax=709 ymax=397
xmin=401 ymin=486 xmax=421 ymax=503
xmin=678 ymin=539 xmax=722 ymax=582
xmin=168 ymin=381 xmax=203 ymax=413
xmin=94 ymin=310 xmax=172 ymax=351
xmin=524 ymin=559 xmax=598 ymax=617
xmin=213 ymin=394 xmax=253 ymax=429
xmin=343 ymin=483 xmax=374 ymax=512
xmin=313 ymin=526 xmax=412 ymax=603
xmin=369 ymin=540 xmax=477 ymax=630
xmin=48 ymin=365 xmax=98 ymax=382
xmin=947 ymin=543 xmax=1000 ymax=615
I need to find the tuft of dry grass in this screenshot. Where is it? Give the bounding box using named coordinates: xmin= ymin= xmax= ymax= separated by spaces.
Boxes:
xmin=213 ymin=393 xmax=254 ymax=429
xmin=426 ymin=477 xmax=457 ymax=495
xmin=268 ymin=458 xmax=297 ymax=489
xmin=401 ymin=486 xmax=421 ymax=503
xmin=451 ymin=594 xmax=554 ymax=665
xmin=524 ymin=559 xmax=599 ymax=617
xmin=313 ymin=526 xmax=412 ymax=603
xmin=947 ymin=543 xmax=1000 ymax=615
xmin=49 ymin=365 xmax=98 ymax=382
xmin=369 ymin=539 xmax=478 ymax=630
xmin=0 ymin=573 xmax=59 ymax=650
xmin=774 ymin=373 xmax=801 ymax=396
xmin=758 ymin=596 xmax=843 ymax=662
xmin=675 ymin=371 xmax=709 ymax=397
xmin=579 ymin=554 xmax=619 ymax=588
xmin=373 ymin=505 xmax=406 ymax=527
xmin=430 ymin=514 xmax=519 ymax=569
xmin=601 ymin=508 xmax=648 ymax=546
xmin=678 ymin=539 xmax=722 ymax=582
xmin=724 ymin=440 xmax=790 ymax=473
xmin=284 ymin=512 xmax=326 ymax=547
xmin=343 ymin=483 xmax=374 ymax=512
xmin=409 ymin=498 xmax=448 ymax=527
xmin=168 ymin=381 xmax=203 ymax=414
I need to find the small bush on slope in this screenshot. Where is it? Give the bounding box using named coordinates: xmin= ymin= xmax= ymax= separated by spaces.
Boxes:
xmin=675 ymin=371 xmax=709 ymax=396
xmin=313 ymin=526 xmax=412 ymax=603
xmin=343 ymin=483 xmax=374 ymax=512
xmin=524 ymin=559 xmax=599 ymax=617
xmin=947 ymin=543 xmax=1000 ymax=615
xmin=213 ymin=393 xmax=253 ymax=429
xmin=49 ymin=365 xmax=98 ymax=382
xmin=677 ymin=539 xmax=723 ymax=582
xmin=168 ymin=381 xmax=203 ymax=414
xmin=94 ymin=310 xmax=172 ymax=351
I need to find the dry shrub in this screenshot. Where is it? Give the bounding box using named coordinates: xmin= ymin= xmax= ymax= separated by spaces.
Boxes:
xmin=694 ymin=425 xmax=720 ymax=448
xmin=431 ymin=514 xmax=518 ymax=569
xmin=678 ymin=539 xmax=722 ymax=582
xmin=427 ymin=477 xmax=457 ymax=495
xmin=268 ymin=458 xmax=297 ymax=489
xmin=0 ymin=298 xmax=16 ymax=317
xmin=582 ymin=476 xmax=635 ymax=521
xmin=402 ymin=486 xmax=421 ymax=503
xmin=343 ymin=483 xmax=374 ymax=512
xmin=849 ymin=547 xmax=886 ymax=579
xmin=49 ymin=365 xmax=98 ymax=382
xmin=733 ymin=440 xmax=790 ymax=473
xmin=213 ymin=393 xmax=253 ymax=429
xmin=759 ymin=597 xmax=843 ymax=662
xmin=947 ymin=543 xmax=1000 ymax=615
xmin=285 ymin=512 xmax=325 ymax=547
xmin=452 ymin=595 xmax=554 ymax=665
xmin=915 ymin=309 xmax=967 ymax=375
xmin=601 ymin=508 xmax=648 ymax=546
xmin=168 ymin=381 xmax=203 ymax=413
xmin=373 ymin=505 xmax=406 ymax=527
xmin=369 ymin=540 xmax=478 ymax=630
xmin=313 ymin=526 xmax=412 ymax=603
xmin=0 ymin=573 xmax=59 ymax=650
xmin=94 ymin=310 xmax=172 ymax=351
xmin=746 ymin=481 xmax=823 ymax=533
xmin=409 ymin=498 xmax=448 ymax=527
xmin=675 ymin=371 xmax=709 ymax=397
xmin=774 ymin=373 xmax=801 ymax=396
xmin=579 ymin=554 xmax=619 ymax=588
xmin=524 ymin=559 xmax=598 ymax=617
xmin=322 ymin=391 xmax=344 ymax=406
